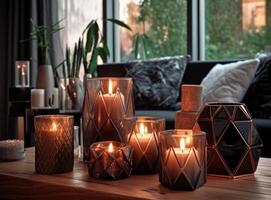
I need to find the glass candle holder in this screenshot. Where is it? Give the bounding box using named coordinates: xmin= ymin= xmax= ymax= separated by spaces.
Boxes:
xmin=34 ymin=115 xmax=74 ymax=174
xmin=82 ymin=77 xmax=134 ymax=160
xmin=59 ymin=78 xmax=84 ymax=111
xmin=15 ymin=61 xmax=30 ymax=88
xmin=0 ymin=139 xmax=25 ymax=161
xmin=88 ymin=141 xmax=133 ymax=180
xmin=123 ymin=116 xmax=165 ymax=174
xmin=159 ymin=130 xmax=206 ymax=190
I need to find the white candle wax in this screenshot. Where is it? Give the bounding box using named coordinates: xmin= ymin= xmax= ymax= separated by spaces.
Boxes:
xmin=0 ymin=139 xmax=25 ymax=160
xmin=31 ymin=89 xmax=45 ymax=108
xmin=94 ymin=80 xmax=125 ymax=139
xmin=128 ymin=123 xmax=157 ymax=170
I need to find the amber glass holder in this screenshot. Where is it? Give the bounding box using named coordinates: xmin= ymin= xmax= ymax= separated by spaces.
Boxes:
xmin=35 ymin=115 xmax=74 ymax=174
xmin=88 ymin=141 xmax=133 ymax=180
xmin=123 ymin=116 xmax=165 ymax=174
xmin=159 ymin=130 xmax=207 ymax=190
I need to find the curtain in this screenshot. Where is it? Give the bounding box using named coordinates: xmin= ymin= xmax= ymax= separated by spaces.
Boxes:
xmin=0 ymin=0 xmax=63 ymax=139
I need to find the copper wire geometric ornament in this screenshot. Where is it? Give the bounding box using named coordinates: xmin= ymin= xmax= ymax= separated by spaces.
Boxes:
xmin=159 ymin=130 xmax=207 ymax=190
xmin=88 ymin=141 xmax=133 ymax=180
xmin=35 ymin=115 xmax=74 ymax=174
xmin=82 ymin=78 xmax=134 ymax=160
xmin=197 ymin=103 xmax=263 ymax=178
xmin=123 ymin=116 xmax=165 ymax=174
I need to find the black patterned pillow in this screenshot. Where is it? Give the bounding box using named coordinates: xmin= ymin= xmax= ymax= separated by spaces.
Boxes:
xmin=126 ymin=55 xmax=190 ymax=110
xmin=242 ymin=54 xmax=271 ymax=118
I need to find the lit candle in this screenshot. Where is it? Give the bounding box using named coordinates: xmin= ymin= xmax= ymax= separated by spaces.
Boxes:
xmin=128 ymin=123 xmax=158 ymax=174
xmin=35 ymin=115 xmax=74 ymax=174
xmin=88 ymin=141 xmax=133 ymax=179
xmin=94 ymin=79 xmax=125 ymax=141
xmin=159 ymin=129 xmax=208 ymax=190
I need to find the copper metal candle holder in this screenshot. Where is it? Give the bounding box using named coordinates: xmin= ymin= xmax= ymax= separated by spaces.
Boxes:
xmin=35 ymin=115 xmax=74 ymax=174
xmin=197 ymin=103 xmax=263 ymax=178
xmin=159 ymin=130 xmax=207 ymax=190
xmin=88 ymin=141 xmax=133 ymax=180
xmin=82 ymin=78 xmax=134 ymax=160
xmin=123 ymin=116 xmax=165 ymax=174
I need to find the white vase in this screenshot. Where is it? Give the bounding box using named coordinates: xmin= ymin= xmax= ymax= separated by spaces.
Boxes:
xmin=36 ymin=65 xmax=55 ymax=107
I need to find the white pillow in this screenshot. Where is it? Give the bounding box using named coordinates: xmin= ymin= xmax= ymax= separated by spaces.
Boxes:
xmin=201 ymin=59 xmax=259 ymax=104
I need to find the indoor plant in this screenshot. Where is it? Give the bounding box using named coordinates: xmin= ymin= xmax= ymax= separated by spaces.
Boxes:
xmin=58 ymin=37 xmax=84 ymax=111
xmin=82 ymin=18 xmax=131 ymax=77
xmin=28 ymin=19 xmax=64 ymax=106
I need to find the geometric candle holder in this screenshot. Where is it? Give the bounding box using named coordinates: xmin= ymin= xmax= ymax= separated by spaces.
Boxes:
xmin=197 ymin=103 xmax=263 ymax=178
xmin=159 ymin=130 xmax=207 ymax=190
xmin=88 ymin=141 xmax=133 ymax=180
xmin=34 ymin=115 xmax=74 ymax=174
xmin=82 ymin=77 xmax=134 ymax=160
xmin=15 ymin=60 xmax=30 ymax=88
xmin=123 ymin=116 xmax=165 ymax=174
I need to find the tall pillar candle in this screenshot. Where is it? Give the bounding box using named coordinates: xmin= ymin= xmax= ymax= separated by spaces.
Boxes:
xmin=35 ymin=115 xmax=74 ymax=174
xmin=31 ymin=89 xmax=45 ymax=108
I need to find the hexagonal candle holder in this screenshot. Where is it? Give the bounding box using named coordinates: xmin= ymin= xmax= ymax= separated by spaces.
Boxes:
xmin=159 ymin=130 xmax=207 ymax=190
xmin=88 ymin=141 xmax=133 ymax=180
xmin=82 ymin=78 xmax=134 ymax=160
xmin=123 ymin=116 xmax=165 ymax=174
xmin=35 ymin=115 xmax=74 ymax=174
xmin=197 ymin=103 xmax=263 ymax=178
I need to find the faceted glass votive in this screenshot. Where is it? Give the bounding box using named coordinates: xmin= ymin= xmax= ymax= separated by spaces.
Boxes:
xmin=82 ymin=77 xmax=134 ymax=160
xmin=88 ymin=141 xmax=133 ymax=180
xmin=197 ymin=103 xmax=263 ymax=178
xmin=15 ymin=61 xmax=30 ymax=88
xmin=35 ymin=115 xmax=74 ymax=174
xmin=123 ymin=116 xmax=165 ymax=174
xmin=159 ymin=130 xmax=207 ymax=190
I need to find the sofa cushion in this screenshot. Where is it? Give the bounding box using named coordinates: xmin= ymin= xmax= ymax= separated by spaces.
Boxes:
xmin=242 ymin=55 xmax=271 ymax=118
xmin=201 ymin=59 xmax=259 ymax=104
xmin=126 ymin=56 xmax=190 ymax=110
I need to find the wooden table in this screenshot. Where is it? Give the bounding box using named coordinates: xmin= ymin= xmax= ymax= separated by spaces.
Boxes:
xmin=0 ymin=148 xmax=271 ymax=200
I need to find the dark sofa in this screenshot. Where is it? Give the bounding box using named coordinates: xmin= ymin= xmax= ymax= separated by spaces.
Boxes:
xmin=98 ymin=61 xmax=271 ymax=158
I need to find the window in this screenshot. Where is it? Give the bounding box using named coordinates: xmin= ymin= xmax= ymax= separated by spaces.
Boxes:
xmin=204 ymin=0 xmax=271 ymax=60
xmin=117 ymin=0 xmax=187 ymax=61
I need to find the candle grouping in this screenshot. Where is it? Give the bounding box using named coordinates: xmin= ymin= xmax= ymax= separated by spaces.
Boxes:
xmin=34 ymin=115 xmax=74 ymax=174
xmin=159 ymin=130 xmax=207 ymax=190
xmin=123 ymin=116 xmax=165 ymax=174
xmin=88 ymin=141 xmax=133 ymax=180
xmin=82 ymin=77 xmax=134 ymax=160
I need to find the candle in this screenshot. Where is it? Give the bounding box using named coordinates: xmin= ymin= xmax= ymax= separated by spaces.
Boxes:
xmin=94 ymin=79 xmax=125 ymax=140
xmin=31 ymin=89 xmax=45 ymax=108
xmin=35 ymin=115 xmax=74 ymax=174
xmin=128 ymin=123 xmax=158 ymax=174
xmin=159 ymin=130 xmax=206 ymax=190
xmin=88 ymin=141 xmax=133 ymax=179
xmin=0 ymin=139 xmax=25 ymax=161
xmin=15 ymin=61 xmax=30 ymax=88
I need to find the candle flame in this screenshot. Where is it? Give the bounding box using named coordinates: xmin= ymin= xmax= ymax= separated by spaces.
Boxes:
xmin=108 ymin=80 xmax=113 ymax=95
xmin=22 ymin=71 xmax=25 ymax=75
xmin=50 ymin=122 xmax=57 ymax=131
xmin=108 ymin=143 xmax=114 ymax=152
xmin=186 ymin=136 xmax=191 ymax=145
xmin=180 ymin=138 xmax=185 ymax=152
xmin=139 ymin=123 xmax=145 ymax=137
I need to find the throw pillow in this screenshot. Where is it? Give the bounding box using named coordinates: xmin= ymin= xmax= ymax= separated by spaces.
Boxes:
xmin=201 ymin=59 xmax=259 ymax=105
xmin=243 ymin=54 xmax=271 ymax=118
xmin=126 ymin=55 xmax=190 ymax=110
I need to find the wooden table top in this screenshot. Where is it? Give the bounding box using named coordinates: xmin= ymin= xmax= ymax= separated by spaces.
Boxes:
xmin=0 ymin=148 xmax=271 ymax=200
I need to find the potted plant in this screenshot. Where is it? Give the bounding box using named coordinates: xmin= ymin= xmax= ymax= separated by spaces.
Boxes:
xmin=82 ymin=18 xmax=131 ymax=77
xmin=28 ymin=19 xmax=64 ymax=106
xmin=58 ymin=37 xmax=84 ymax=111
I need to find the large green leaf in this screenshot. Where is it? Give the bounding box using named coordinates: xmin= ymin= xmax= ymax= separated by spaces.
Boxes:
xmin=85 ymin=21 xmax=99 ymax=54
xmin=88 ymin=48 xmax=99 ymax=75
xmin=106 ymin=18 xmax=132 ymax=31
